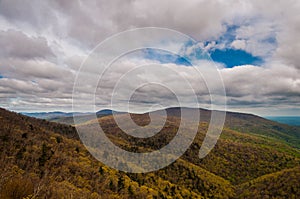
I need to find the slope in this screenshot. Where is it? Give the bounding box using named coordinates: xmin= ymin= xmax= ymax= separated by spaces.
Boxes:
xmin=1 ymin=107 xmax=299 ymax=198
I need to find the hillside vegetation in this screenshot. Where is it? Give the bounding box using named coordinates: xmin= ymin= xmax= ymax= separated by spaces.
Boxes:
xmin=0 ymin=107 xmax=299 ymax=198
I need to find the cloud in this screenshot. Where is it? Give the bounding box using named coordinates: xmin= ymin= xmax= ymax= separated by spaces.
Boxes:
xmin=0 ymin=0 xmax=299 ymax=115
xmin=250 ymin=0 xmax=300 ymax=69
xmin=221 ymin=64 xmax=300 ymax=107
xmin=0 ymin=30 xmax=55 ymax=59
xmin=234 ymin=21 xmax=277 ymax=58
xmin=0 ymin=0 xmax=254 ymax=48
xmin=231 ymin=40 xmax=246 ymax=50
xmin=0 ymin=59 xmax=73 ymax=80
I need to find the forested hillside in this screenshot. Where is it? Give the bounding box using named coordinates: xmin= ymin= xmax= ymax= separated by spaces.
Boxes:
xmin=0 ymin=107 xmax=299 ymax=198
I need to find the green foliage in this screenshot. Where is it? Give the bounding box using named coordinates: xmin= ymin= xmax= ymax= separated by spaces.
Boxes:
xmin=0 ymin=107 xmax=299 ymax=198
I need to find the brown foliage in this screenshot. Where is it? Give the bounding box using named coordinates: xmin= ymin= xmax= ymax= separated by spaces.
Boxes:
xmin=0 ymin=175 xmax=34 ymax=199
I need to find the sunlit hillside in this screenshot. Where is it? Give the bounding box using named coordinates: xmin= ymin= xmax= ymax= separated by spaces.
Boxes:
xmin=1 ymin=107 xmax=299 ymax=198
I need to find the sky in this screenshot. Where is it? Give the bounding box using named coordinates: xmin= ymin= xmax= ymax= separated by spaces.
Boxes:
xmin=0 ymin=0 xmax=300 ymax=116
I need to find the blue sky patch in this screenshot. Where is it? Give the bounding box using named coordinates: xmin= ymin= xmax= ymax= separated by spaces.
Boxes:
xmin=218 ymin=24 xmax=239 ymax=45
xmin=143 ymin=48 xmax=192 ymax=66
xmin=210 ymin=49 xmax=263 ymax=68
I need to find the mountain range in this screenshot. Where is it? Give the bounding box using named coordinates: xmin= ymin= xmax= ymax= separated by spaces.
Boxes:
xmin=1 ymin=107 xmax=299 ymax=198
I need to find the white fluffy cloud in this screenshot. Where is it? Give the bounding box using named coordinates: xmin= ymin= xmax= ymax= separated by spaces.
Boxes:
xmin=0 ymin=0 xmax=299 ymax=115
xmin=230 ymin=40 xmax=246 ymax=50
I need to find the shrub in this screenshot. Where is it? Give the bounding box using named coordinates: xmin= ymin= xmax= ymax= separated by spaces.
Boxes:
xmin=0 ymin=176 xmax=34 ymax=199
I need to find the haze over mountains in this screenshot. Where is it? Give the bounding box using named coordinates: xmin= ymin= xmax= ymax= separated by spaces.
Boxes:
xmin=23 ymin=108 xmax=300 ymax=127
xmin=266 ymin=116 xmax=300 ymax=127
xmin=22 ymin=107 xmax=300 ymax=149
xmin=22 ymin=109 xmax=124 ymax=125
